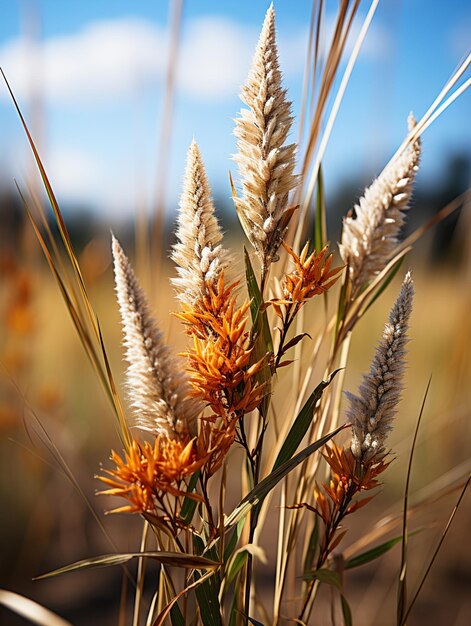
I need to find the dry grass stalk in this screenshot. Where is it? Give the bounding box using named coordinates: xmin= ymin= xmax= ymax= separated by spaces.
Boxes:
xmin=346 ymin=272 xmax=414 ymax=462
xmin=172 ymin=140 xmax=227 ymax=307
xmin=339 ymin=115 xmax=421 ymax=297
xmin=112 ymin=235 xmax=199 ymax=438
xmin=233 ymin=4 xmax=297 ymax=274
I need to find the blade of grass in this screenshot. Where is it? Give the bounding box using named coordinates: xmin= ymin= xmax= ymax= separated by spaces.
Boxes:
xmin=293 ymin=0 xmax=378 ymax=252
xmin=400 ymin=473 xmax=470 ymax=626
xmin=224 ymin=425 xmax=344 ymax=531
xmin=35 ymin=551 xmax=219 ymax=580
xmin=397 ymin=376 xmax=431 ymax=625
xmin=153 ymin=569 xmax=218 ymax=626
xmin=3 ymin=70 xmax=131 ymax=448
xmin=346 ymin=530 xmax=422 ymax=570
xmin=16 ymin=183 xmax=130 ymax=447
xmin=313 ymin=164 xmax=326 ymax=253
xmin=132 ymin=521 xmax=150 ymax=626
xmin=0 ymin=590 xmax=73 ymax=626
xmin=272 ymin=370 xmax=341 ymax=471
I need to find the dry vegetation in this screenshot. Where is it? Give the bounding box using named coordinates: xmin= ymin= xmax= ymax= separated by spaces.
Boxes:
xmin=1 ymin=3 xmax=470 ymax=626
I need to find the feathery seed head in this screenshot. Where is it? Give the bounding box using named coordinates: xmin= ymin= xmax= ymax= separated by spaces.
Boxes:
xmin=346 ymin=272 xmax=414 ymax=463
xmin=112 ymin=235 xmax=200 ymax=438
xmin=233 ymin=4 xmax=297 ymax=270
xmin=339 ymin=117 xmax=421 ymax=296
xmin=172 ymin=140 xmax=227 ymax=307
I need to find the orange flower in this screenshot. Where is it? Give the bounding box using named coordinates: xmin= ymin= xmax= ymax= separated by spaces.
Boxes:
xmin=176 ymin=273 xmax=241 ymax=340
xmin=97 ymin=436 xmax=206 ymax=515
xmin=314 ymin=443 xmax=389 ymax=520
xmin=282 ymin=242 xmax=343 ymax=304
xmin=197 ymin=419 xmax=238 ymax=478
xmin=178 ymin=271 xmax=267 ymax=420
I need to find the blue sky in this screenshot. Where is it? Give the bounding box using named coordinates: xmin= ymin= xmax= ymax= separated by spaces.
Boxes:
xmin=0 ymin=0 xmax=470 ymax=222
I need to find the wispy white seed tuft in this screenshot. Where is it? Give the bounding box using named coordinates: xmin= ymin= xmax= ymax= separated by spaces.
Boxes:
xmin=339 ymin=115 xmax=421 ymax=296
xmin=346 ymin=272 xmax=414 ymax=462
xmin=233 ymin=3 xmax=297 ymax=269
xmin=112 ymin=235 xmax=200 ymax=437
xmin=172 ymin=140 xmax=227 ymax=306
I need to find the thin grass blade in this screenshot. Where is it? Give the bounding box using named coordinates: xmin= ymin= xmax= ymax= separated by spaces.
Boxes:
xmin=272 ymin=370 xmax=341 ymax=471
xmin=35 ymin=552 xmax=219 ymax=580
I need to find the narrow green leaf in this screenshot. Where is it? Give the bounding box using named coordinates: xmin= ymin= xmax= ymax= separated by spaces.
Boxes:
xmin=340 ymin=595 xmax=353 ymax=626
xmin=228 ymin=589 xmax=240 ymax=626
xmin=180 ymin=471 xmax=200 ymax=524
xmin=244 ymin=247 xmax=273 ymax=417
xmin=35 ymin=552 xmax=218 ymax=579
xmin=346 ymin=533 xmax=419 ymax=570
xmin=398 ymin=379 xmax=431 ymax=626
xmin=223 ymin=518 xmax=245 ymax=563
xmin=224 ymin=425 xmax=343 ymax=531
xmin=272 ymin=371 xmax=341 ymax=471
xmin=311 ymin=568 xmax=341 ymax=589
xmin=193 ymin=535 xmax=222 ymax=626
xmin=314 ymin=164 xmax=326 ymax=253
xmin=170 ymin=603 xmax=186 ymax=626
xmin=244 ymin=249 xmax=273 ymax=352
xmin=225 ymin=552 xmax=248 ymax=587
xmin=363 ymin=256 xmax=404 ymax=315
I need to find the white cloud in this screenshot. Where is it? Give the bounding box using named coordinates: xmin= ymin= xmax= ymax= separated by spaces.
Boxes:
xmin=0 ymin=18 xmax=167 ymax=103
xmin=178 ymin=17 xmax=256 ymax=100
xmin=0 ymin=15 xmax=306 ymax=105
xmin=45 ymin=148 xmax=102 ymax=203
xmin=0 ymin=13 xmax=388 ymax=106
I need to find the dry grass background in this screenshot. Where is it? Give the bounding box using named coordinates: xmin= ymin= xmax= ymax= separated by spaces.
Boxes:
xmin=1 ymin=232 xmax=470 ymax=625
xmin=0 ymin=1 xmax=470 ymax=624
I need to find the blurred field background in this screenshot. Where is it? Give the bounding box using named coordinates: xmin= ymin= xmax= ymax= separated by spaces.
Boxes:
xmin=1 ymin=1 xmax=470 ymax=625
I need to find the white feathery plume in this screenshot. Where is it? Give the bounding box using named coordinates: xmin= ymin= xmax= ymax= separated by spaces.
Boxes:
xmin=233 ymin=3 xmax=297 ymax=269
xmin=346 ymin=272 xmax=414 ymax=462
xmin=172 ymin=140 xmax=226 ymax=306
xmin=112 ymin=235 xmax=200 ymax=437
xmin=339 ymin=114 xmax=421 ymax=296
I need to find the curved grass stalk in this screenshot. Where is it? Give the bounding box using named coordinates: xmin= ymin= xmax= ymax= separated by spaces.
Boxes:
xmin=293 ymin=0 xmax=380 ymax=253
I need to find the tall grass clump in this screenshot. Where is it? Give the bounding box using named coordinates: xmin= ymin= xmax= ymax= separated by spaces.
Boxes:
xmin=1 ymin=3 xmax=470 ymax=626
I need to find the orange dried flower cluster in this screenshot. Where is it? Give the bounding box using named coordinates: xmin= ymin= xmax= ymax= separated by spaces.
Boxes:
xmin=314 ymin=443 xmax=388 ymax=523
xmin=179 ymin=273 xmax=266 ymax=420
xmin=97 ymin=436 xmax=206 ymax=515
xmin=282 ymin=242 xmax=343 ymax=304
xmin=197 ymin=419 xmax=238 ymax=478
xmin=176 ymin=273 xmax=238 ymax=339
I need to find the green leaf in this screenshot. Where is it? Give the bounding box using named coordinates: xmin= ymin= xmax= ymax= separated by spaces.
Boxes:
xmin=35 ymin=551 xmax=219 ymax=579
xmin=272 ymin=370 xmax=341 ymax=471
xmin=244 ymin=248 xmax=273 ymax=352
xmin=304 ymin=569 xmax=352 ymax=626
xmin=244 ymin=248 xmax=273 ymax=417
xmin=223 ymin=518 xmax=245 ymax=562
xmin=363 ymin=256 xmax=404 ymax=315
xmin=193 ymin=535 xmax=222 ymax=626
xmin=170 ymin=603 xmax=186 ymax=626
xmin=346 ymin=535 xmax=405 ymax=570
xmin=341 ymin=595 xmax=353 ymax=626
xmin=311 ymin=568 xmax=341 ymax=589
xmin=224 ymin=425 xmax=343 ymax=531
xmin=225 ymin=552 xmax=248 ymax=587
xmin=314 ymin=164 xmax=326 ymax=253
xmin=180 ymin=471 xmax=200 ymax=525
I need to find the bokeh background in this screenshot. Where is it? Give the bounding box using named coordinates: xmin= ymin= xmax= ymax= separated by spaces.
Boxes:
xmin=1 ymin=1 xmax=470 ymax=625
